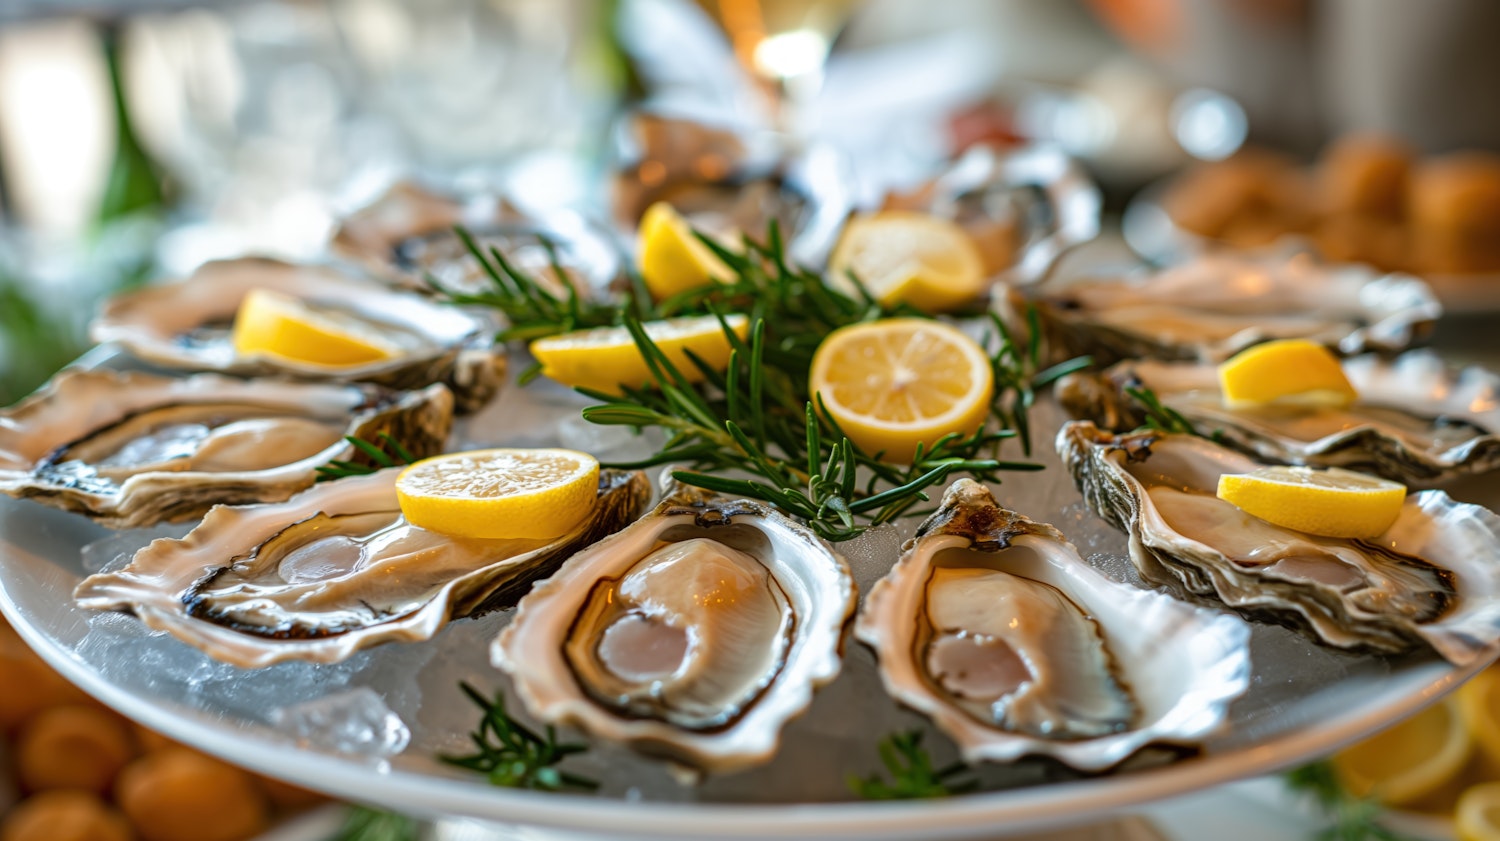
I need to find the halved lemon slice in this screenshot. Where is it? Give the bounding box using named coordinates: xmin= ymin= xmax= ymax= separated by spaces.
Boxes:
xmin=827 ymin=211 xmax=987 ymax=313
xmin=1217 ymin=339 xmax=1358 ymax=408
xmin=1333 ymin=696 xmax=1473 ymax=807
xmin=396 ymin=448 xmax=599 ymax=540
xmin=810 ymin=318 xmax=994 ymax=463
xmin=529 ymin=314 xmax=749 ymax=395
xmin=1216 ymin=465 xmax=1406 ymax=539
xmin=231 ymin=288 xmax=400 ymax=368
xmin=638 ymin=201 xmax=736 ymax=300
xmin=1459 ymin=665 xmax=1500 ymax=777
xmin=1459 ymin=782 xmax=1500 ymax=841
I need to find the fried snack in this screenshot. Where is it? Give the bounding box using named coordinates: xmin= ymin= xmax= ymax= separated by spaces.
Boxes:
xmin=16 ymin=705 xmax=136 ymax=796
xmin=1163 ymin=150 xmax=1310 ymax=244
xmin=114 ymin=748 xmax=270 ymax=841
xmin=1411 ymin=153 xmax=1500 ymax=273
xmin=0 ymin=790 xmax=134 ymax=841
xmin=128 ymin=723 xmax=179 ymax=755
xmin=1313 ymin=214 xmax=1410 ymax=272
xmin=1318 ymin=134 xmax=1413 ymax=220
xmin=0 ymin=630 xmax=93 ymax=733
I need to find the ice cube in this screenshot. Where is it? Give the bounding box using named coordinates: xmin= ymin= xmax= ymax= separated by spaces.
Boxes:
xmin=271 ymin=687 xmax=411 ymax=760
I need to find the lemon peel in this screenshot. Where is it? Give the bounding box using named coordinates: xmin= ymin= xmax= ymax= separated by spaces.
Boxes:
xmin=1215 ymin=465 xmax=1406 ymax=539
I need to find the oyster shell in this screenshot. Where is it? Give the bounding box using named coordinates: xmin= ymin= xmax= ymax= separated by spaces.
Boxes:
xmin=611 ymin=113 xmax=849 ymax=265
xmin=73 ymin=467 xmax=650 ymax=667
xmin=0 ymin=370 xmax=451 ymax=528
xmin=1057 ymin=351 xmax=1500 ymax=486
xmin=90 ymin=257 xmax=506 ymax=412
xmin=1058 ymin=421 xmax=1500 ymax=663
xmin=493 ymin=482 xmax=855 ymax=778
xmin=332 ymin=182 xmax=619 ymax=297
xmin=1028 ymin=252 xmax=1440 ymax=367
xmin=883 ymin=144 xmax=1101 ymax=284
xmin=857 ymin=479 xmax=1250 ymax=771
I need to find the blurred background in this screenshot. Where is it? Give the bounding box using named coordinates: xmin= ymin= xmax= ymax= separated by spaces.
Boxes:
xmin=2 ymin=1 xmax=1500 ymax=839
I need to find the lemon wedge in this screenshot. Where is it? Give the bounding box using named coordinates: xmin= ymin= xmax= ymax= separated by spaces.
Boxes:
xmin=1333 ymin=696 xmax=1473 ymax=807
xmin=1459 ymin=665 xmax=1500 ymax=777
xmin=810 ymin=318 xmax=994 ymax=463
xmin=638 ymin=202 xmax=735 ymax=300
xmin=1217 ymin=339 xmax=1358 ymax=408
xmin=827 ymin=211 xmax=988 ymax=313
xmin=1215 ymin=465 xmax=1406 ymax=539
xmin=529 ymin=314 xmax=749 ymax=395
xmin=231 ymin=288 xmax=400 ymax=368
xmin=396 ymin=448 xmax=599 ymax=540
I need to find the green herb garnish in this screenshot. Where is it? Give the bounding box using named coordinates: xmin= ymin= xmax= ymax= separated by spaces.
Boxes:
xmin=315 ymin=433 xmax=418 ymax=482
xmin=1284 ymin=760 xmax=1420 ymax=841
xmin=328 ymin=806 xmax=421 ymax=841
xmin=581 ymin=315 xmax=1044 ymax=541
xmin=1124 ymin=385 xmax=1200 ymax=437
xmin=848 ymin=730 xmax=978 ymax=800
xmin=441 ymin=683 xmax=596 ymax=792
xmin=445 ymin=220 xmax=1081 ymax=540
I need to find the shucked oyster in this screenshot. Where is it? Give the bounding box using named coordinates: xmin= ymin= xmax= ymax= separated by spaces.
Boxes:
xmin=493 ymin=482 xmax=855 ymax=778
xmin=1057 ymin=351 xmax=1500 ymax=486
xmin=74 ymin=467 xmax=650 ymax=667
xmin=0 ymin=370 xmax=451 ymax=528
xmin=1058 ymin=421 xmax=1500 ymax=663
xmin=1028 ymin=252 xmax=1440 ymax=367
xmin=857 ymin=480 xmax=1250 ymax=771
xmin=91 ymin=258 xmax=506 ymax=412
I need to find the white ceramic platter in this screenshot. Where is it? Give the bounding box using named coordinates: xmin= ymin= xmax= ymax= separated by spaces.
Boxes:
xmin=1 ymin=359 xmax=1497 ymax=841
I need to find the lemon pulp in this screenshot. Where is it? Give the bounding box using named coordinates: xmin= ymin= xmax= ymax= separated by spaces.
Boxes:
xmin=827 ymin=211 xmax=987 ymax=313
xmin=395 ymin=448 xmax=600 ymax=541
xmin=809 ymin=318 xmax=994 ymax=463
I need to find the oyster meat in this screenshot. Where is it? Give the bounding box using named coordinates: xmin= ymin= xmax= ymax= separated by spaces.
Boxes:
xmin=90 ymin=257 xmax=506 ymax=412
xmin=74 ymin=467 xmax=650 ymax=667
xmin=1027 ymin=252 xmax=1440 ymax=367
xmin=1058 ymin=421 xmax=1500 ymax=663
xmin=0 ymin=370 xmax=451 ymax=528
xmin=493 ymin=482 xmax=855 ymax=778
xmin=857 ymin=479 xmax=1250 ymax=770
xmin=1057 ymin=351 xmax=1500 ymax=486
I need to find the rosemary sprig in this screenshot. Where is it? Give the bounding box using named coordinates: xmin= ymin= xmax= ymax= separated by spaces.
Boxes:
xmin=581 ymin=314 xmax=1042 ymax=541
xmin=847 ymin=730 xmax=978 ymax=800
xmin=1284 ymin=761 xmax=1419 ymax=841
xmin=329 ymin=806 xmax=421 ymax=841
xmin=315 ymin=433 xmax=418 ymax=482
xmin=986 ymin=309 xmax=1092 ymax=455
xmin=441 ymin=683 xmax=597 ymax=792
xmin=1124 ymin=385 xmax=1200 ymax=437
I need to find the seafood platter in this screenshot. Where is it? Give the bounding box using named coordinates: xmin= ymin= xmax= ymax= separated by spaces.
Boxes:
xmin=1 ymin=127 xmax=1498 ymax=840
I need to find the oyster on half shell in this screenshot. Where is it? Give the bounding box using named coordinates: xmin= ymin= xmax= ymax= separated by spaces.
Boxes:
xmin=493 ymin=481 xmax=855 ymax=779
xmin=73 ymin=467 xmax=650 ymax=667
xmin=0 ymin=370 xmax=451 ymax=528
xmin=1058 ymin=421 xmax=1500 ymax=663
xmin=90 ymin=258 xmax=506 ymax=412
xmin=1057 ymin=351 xmax=1500 ymax=486
xmin=1027 ymin=252 xmax=1440 ymax=367
xmin=857 ymin=479 xmax=1250 ymax=771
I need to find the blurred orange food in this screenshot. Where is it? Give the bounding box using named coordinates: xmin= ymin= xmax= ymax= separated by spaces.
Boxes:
xmin=0 ymin=619 xmax=324 ymax=841
xmin=115 ymin=748 xmax=271 ymax=841
xmin=1164 ymin=134 xmax=1500 ymax=275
